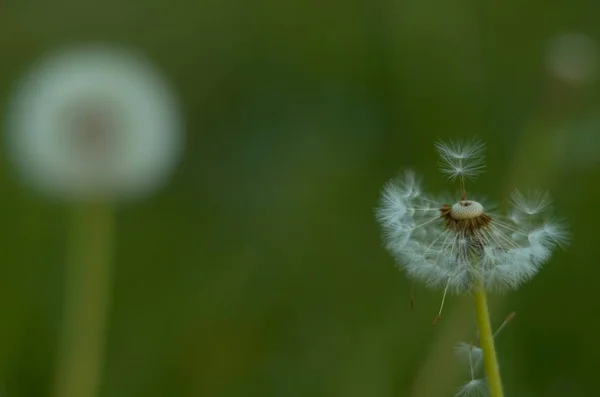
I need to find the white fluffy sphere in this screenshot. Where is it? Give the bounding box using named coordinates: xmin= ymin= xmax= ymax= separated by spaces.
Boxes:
xmin=5 ymin=44 xmax=184 ymax=201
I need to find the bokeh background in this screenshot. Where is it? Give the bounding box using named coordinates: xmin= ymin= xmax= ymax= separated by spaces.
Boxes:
xmin=1 ymin=1 xmax=600 ymax=396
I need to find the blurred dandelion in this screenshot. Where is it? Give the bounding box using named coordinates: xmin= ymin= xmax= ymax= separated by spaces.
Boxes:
xmin=376 ymin=140 xmax=567 ymax=397
xmin=4 ymin=44 xmax=183 ymax=397
xmin=546 ymin=33 xmax=599 ymax=84
xmin=5 ymin=44 xmax=183 ymax=200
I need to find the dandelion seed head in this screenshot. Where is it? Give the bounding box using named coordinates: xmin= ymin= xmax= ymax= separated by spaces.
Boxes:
xmin=376 ymin=140 xmax=568 ymax=293
xmin=5 ymin=44 xmax=183 ymax=201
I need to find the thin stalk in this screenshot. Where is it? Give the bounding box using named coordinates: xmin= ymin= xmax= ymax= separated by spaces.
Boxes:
xmin=53 ymin=201 xmax=113 ymax=397
xmin=472 ymin=280 xmax=504 ymax=397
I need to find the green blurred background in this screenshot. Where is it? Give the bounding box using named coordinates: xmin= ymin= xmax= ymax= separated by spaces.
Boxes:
xmin=1 ymin=1 xmax=600 ymax=396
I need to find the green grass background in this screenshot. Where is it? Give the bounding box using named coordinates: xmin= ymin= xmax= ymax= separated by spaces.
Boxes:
xmin=1 ymin=1 xmax=600 ymax=396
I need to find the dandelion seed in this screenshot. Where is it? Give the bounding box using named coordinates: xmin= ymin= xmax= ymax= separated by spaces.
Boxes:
xmin=375 ymin=140 xmax=568 ymax=294
xmin=493 ymin=311 xmax=516 ymax=338
xmin=510 ymin=190 xmax=552 ymax=215
xmin=455 ymin=342 xmax=484 ymax=371
xmin=435 ymin=138 xmax=486 ymax=183
xmin=455 ymin=311 xmax=516 ymax=377
xmin=456 ymin=378 xmax=489 ymax=397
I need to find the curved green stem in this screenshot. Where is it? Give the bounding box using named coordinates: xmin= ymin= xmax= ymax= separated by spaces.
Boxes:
xmin=472 ymin=281 xmax=504 ymax=397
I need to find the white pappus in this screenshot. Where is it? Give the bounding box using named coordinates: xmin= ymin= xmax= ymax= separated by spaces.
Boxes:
xmin=376 ymin=139 xmax=568 ymax=294
xmin=5 ymin=44 xmax=183 ymax=201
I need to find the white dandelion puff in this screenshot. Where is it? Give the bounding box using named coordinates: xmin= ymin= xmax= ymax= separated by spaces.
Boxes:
xmin=435 ymin=139 xmax=486 ymax=182
xmin=376 ymin=140 xmax=568 ymax=293
xmin=456 ymin=378 xmax=489 ymax=397
xmin=4 ymin=44 xmax=183 ymax=201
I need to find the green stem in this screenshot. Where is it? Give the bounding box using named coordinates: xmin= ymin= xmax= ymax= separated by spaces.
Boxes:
xmin=53 ymin=202 xmax=113 ymax=397
xmin=472 ymin=281 xmax=504 ymax=397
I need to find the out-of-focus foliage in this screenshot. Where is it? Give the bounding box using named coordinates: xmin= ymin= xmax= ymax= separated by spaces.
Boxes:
xmin=1 ymin=1 xmax=600 ymax=396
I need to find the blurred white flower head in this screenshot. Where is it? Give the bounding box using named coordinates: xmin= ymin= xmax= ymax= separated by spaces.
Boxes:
xmin=376 ymin=140 xmax=568 ymax=293
xmin=546 ymin=33 xmax=598 ymax=84
xmin=5 ymin=45 xmax=183 ymax=200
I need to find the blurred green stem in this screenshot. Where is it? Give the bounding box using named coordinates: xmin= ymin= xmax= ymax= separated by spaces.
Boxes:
xmin=53 ymin=202 xmax=113 ymax=397
xmin=473 ymin=281 xmax=504 ymax=397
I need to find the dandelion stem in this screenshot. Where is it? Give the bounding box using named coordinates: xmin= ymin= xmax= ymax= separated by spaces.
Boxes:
xmin=472 ymin=281 xmax=504 ymax=397
xmin=53 ymin=201 xmax=113 ymax=397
